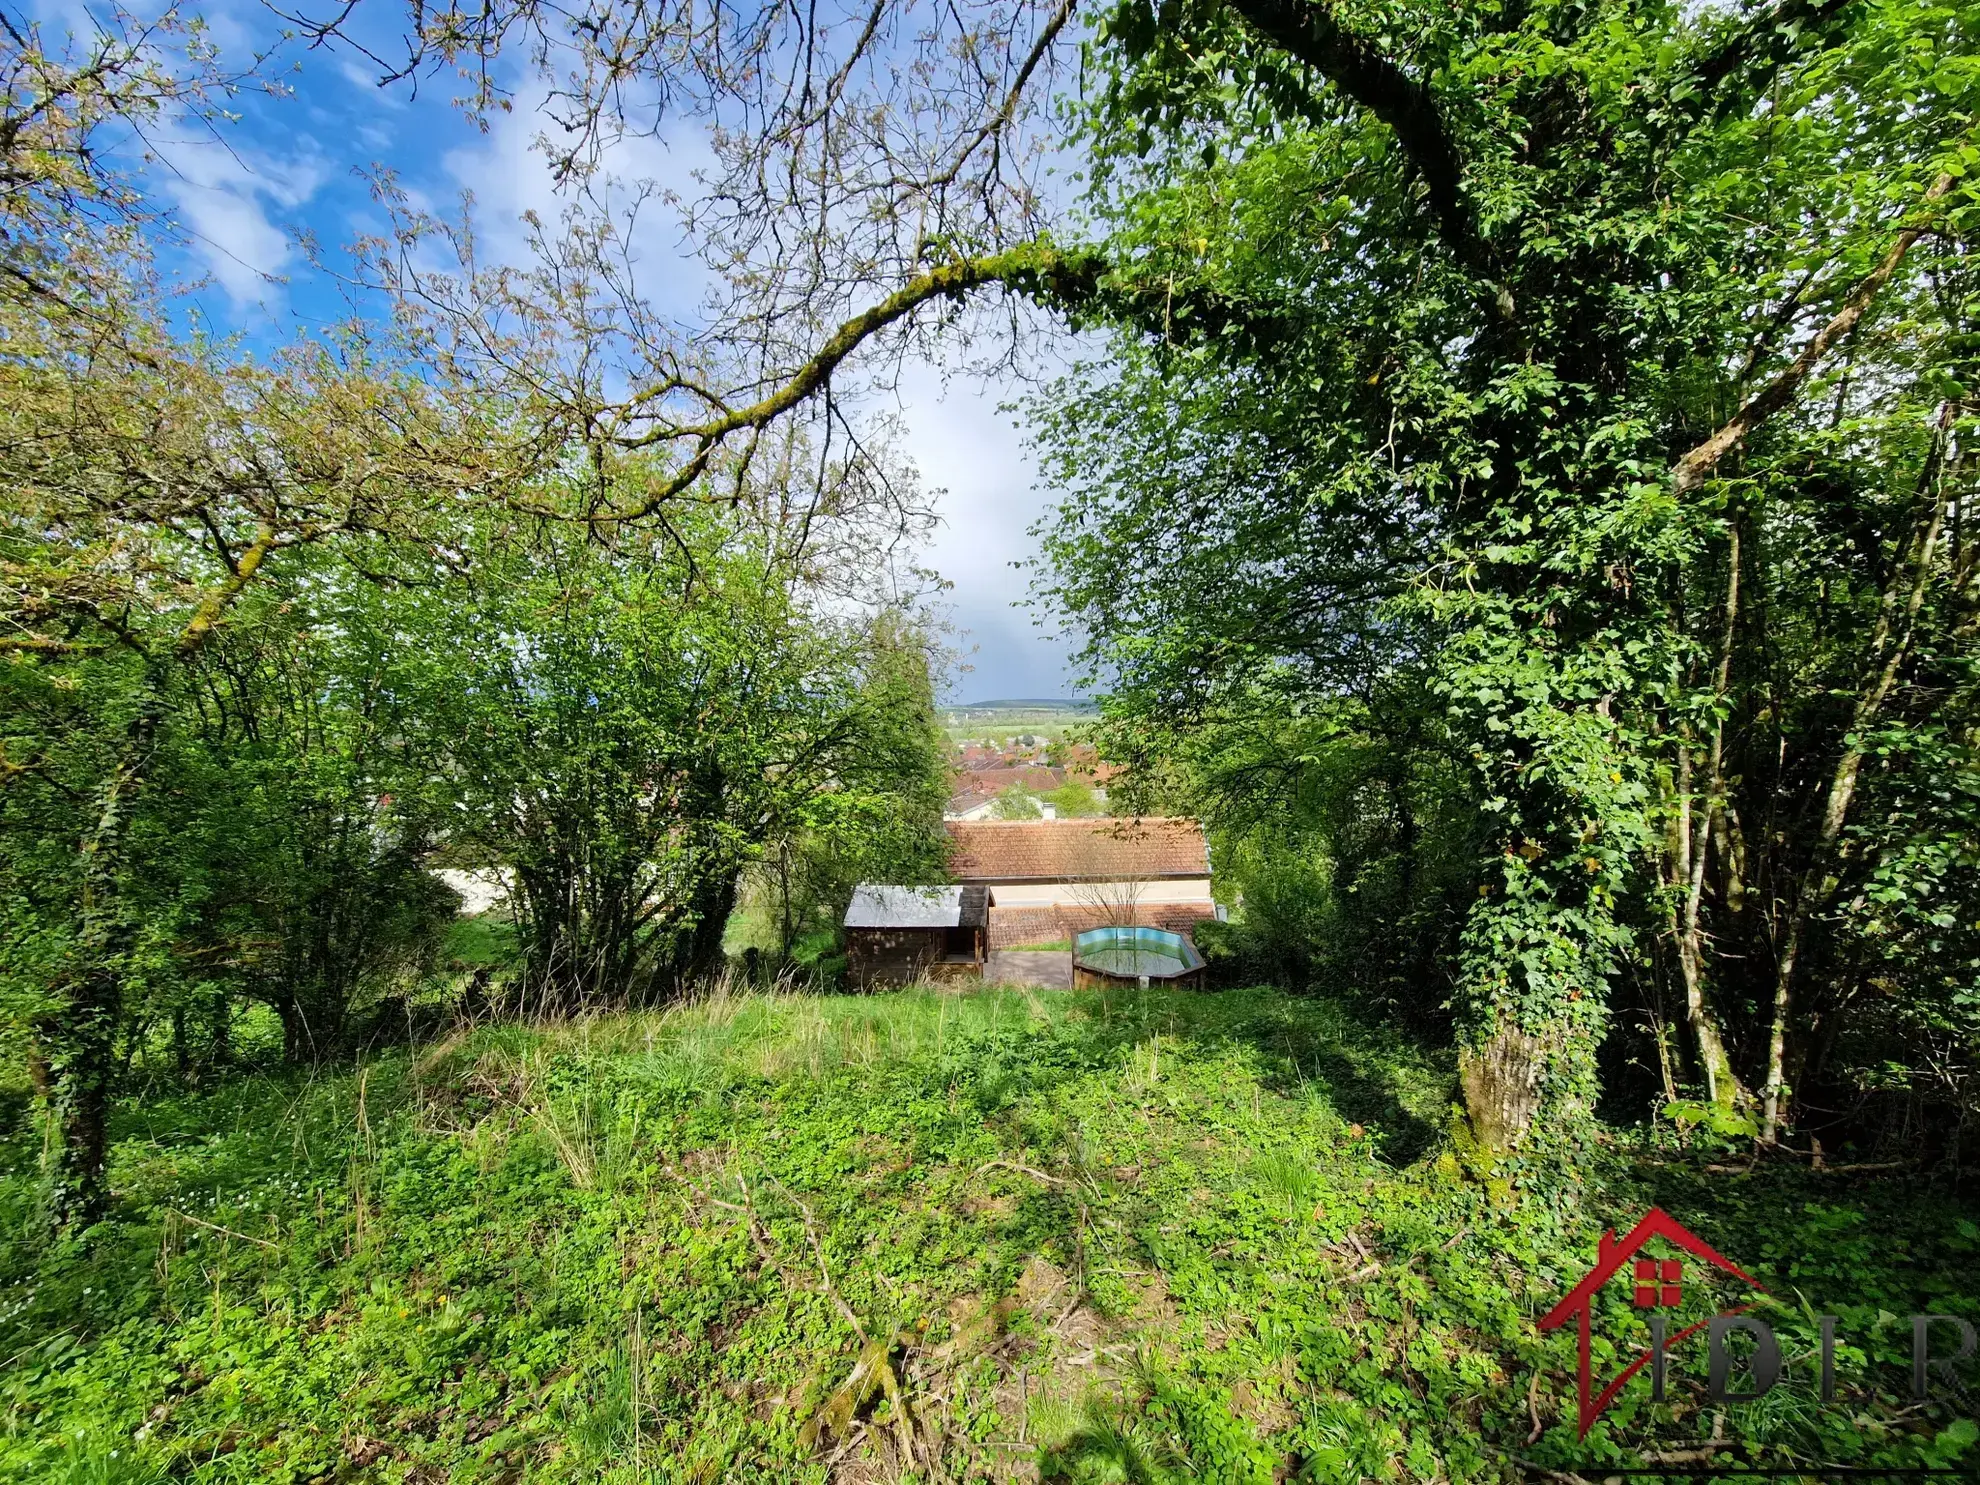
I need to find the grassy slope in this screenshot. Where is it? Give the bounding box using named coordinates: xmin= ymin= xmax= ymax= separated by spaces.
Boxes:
xmin=2 ymin=987 xmax=1976 ymax=1484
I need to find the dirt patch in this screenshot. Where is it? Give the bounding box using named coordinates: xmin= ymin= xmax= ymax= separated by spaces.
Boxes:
xmin=984 ymin=951 xmax=1073 ymax=989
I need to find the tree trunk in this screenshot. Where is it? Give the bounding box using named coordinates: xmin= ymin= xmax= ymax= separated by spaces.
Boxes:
xmin=46 ymin=675 xmax=168 ymax=1232
xmin=1669 ymin=521 xmax=1747 ymax=1109
xmin=1459 ymin=1025 xmax=1550 ymax=1153
xmin=44 ymin=974 xmax=119 ymax=1231
xmin=27 ymin=1044 xmax=50 ymax=1101
xmin=778 ymin=844 xmax=794 ymax=961
xmin=1761 ymin=404 xmax=1955 ymax=1141
xmin=679 ymin=869 xmax=740 ymax=987
xmin=1453 ymin=851 xmax=1610 ymax=1151
xmin=276 ymin=995 xmax=310 ymax=1063
xmin=206 ymin=986 xmax=232 ymax=1073
xmin=1670 ymin=740 xmax=1744 ymax=1107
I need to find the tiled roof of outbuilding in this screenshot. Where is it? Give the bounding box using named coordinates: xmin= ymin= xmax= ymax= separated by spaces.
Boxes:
xmin=945 ymin=817 xmax=1210 ymax=883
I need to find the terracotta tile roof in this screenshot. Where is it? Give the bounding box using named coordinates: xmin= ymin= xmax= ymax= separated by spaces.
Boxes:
xmin=946 ymin=817 xmax=1210 ymax=883
xmin=956 ymin=765 xmax=1066 ymax=793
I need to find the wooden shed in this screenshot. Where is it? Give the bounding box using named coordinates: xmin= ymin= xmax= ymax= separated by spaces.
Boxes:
xmin=843 ymin=885 xmax=988 ymax=989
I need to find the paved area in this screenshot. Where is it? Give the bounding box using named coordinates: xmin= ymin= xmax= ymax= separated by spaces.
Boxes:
xmin=984 ymin=950 xmax=1073 ymax=988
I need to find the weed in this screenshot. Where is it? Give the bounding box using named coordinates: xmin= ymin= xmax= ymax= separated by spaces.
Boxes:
xmin=0 ymin=987 xmax=1974 ymax=1484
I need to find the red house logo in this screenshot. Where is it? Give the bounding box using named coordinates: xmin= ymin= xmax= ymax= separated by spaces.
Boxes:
xmin=1538 ymin=1208 xmax=1768 ymax=1437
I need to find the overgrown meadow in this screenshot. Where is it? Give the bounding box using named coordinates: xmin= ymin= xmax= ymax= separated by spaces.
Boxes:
xmin=4 ymin=986 xmax=1975 ymax=1483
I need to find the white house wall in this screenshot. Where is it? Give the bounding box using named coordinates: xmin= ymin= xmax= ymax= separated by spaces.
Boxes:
xmin=986 ymin=878 xmax=1215 ymax=908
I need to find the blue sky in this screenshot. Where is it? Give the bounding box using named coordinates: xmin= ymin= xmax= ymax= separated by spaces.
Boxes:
xmin=112 ymin=1 xmax=1084 ymax=702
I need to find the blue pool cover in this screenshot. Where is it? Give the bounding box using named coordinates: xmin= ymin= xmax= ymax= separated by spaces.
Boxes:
xmin=1073 ymin=925 xmax=1205 ymax=981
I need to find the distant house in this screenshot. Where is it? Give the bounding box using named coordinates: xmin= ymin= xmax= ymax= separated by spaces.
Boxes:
xmin=944 ymin=790 xmax=999 ymax=822
xmin=958 ymin=765 xmax=1066 ymax=795
xmin=946 ymin=766 xmax=1070 ymax=822
xmin=842 ymin=884 xmax=989 ymax=989
xmin=945 ymin=817 xmax=1220 ymax=950
xmin=945 ymin=788 xmax=1058 ymax=822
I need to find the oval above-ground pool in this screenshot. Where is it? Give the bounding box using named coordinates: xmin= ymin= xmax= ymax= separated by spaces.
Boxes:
xmin=1073 ymin=925 xmax=1207 ymax=989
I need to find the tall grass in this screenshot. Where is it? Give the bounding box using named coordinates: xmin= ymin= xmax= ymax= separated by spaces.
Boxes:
xmin=510 ymin=979 xmax=1060 ymax=1085
xmin=402 ymin=979 xmax=1072 ymax=1189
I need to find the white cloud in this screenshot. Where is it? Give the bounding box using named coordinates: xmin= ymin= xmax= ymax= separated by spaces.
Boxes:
xmin=440 ymin=77 xmax=710 ymax=307
xmin=157 ymin=127 xmax=329 ymax=310
xmin=892 ymin=358 xmax=1081 ymax=702
xmin=434 ymin=72 xmax=1083 ymax=701
xmin=338 ymin=57 xmax=406 ymax=106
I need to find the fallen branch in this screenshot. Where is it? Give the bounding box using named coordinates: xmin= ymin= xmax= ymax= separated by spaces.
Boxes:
xmin=166 ymin=1208 xmax=280 ymax=1250
xmin=973 ymin=1158 xmax=1076 ymax=1187
xmin=761 ymin=1173 xmax=864 ymax=1336
xmin=736 ymin=1169 xmax=868 ymax=1340
xmin=1510 ymin=1457 xmax=1592 ymax=1484
xmin=698 ymin=1163 xmax=933 ymax=1474
xmin=1342 ymin=1227 xmax=1384 ymax=1282
xmin=1641 ymin=1442 xmax=1740 ymax=1463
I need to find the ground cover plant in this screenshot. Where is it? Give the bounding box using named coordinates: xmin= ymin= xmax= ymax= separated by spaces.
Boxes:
xmin=7 ymin=2 xmax=1980 ymax=1481
xmin=12 ymin=0 xmax=1980 ymax=1236
xmin=3 ymin=985 xmax=1975 ymax=1484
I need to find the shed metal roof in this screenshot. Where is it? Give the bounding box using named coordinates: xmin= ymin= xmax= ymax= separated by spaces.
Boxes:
xmin=844 ymin=884 xmax=963 ymax=929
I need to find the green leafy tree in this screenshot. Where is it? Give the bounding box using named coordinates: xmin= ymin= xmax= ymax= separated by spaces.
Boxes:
xmin=159 ymin=581 xmax=459 ymax=1061
xmin=991 ymin=783 xmax=1045 ymax=820
xmin=0 ymin=11 xmax=533 ymax=1227
xmin=1043 ymin=780 xmax=1102 ymax=818
xmin=760 ymin=611 xmax=953 ymax=960
xmin=389 ymin=504 xmax=948 ymax=1006
xmin=1035 ymin=0 xmax=1980 ymax=1150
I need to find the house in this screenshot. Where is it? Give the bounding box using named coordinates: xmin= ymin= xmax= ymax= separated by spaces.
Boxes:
xmin=944 ymin=790 xmax=999 ymax=821
xmin=958 ymin=765 xmax=1067 ymax=795
xmin=842 ymin=884 xmax=989 ymax=988
xmin=944 ymin=790 xmax=1057 ymax=822
xmin=945 ymin=817 xmax=1220 ymax=950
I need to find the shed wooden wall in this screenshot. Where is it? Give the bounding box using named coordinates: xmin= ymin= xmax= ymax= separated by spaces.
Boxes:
xmin=845 ymin=926 xmax=948 ymax=989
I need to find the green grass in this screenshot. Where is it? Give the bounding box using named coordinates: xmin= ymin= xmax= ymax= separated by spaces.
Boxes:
xmin=2 ymin=986 xmax=1977 ymax=1483
xmin=441 ymin=915 xmax=521 ymax=969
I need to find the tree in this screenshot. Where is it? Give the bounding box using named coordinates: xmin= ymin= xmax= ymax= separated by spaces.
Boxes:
xmin=381 ymin=471 xmax=949 ymax=1007
xmin=1043 ymin=780 xmax=1102 ymax=818
xmin=162 ymin=577 xmax=461 ymax=1061
xmin=0 ymin=9 xmax=541 ymax=1227
xmin=759 ymin=610 xmax=953 ymax=961
xmin=1034 ymin=0 xmax=1980 ymax=1150
xmin=990 ymin=784 xmax=1045 ymax=820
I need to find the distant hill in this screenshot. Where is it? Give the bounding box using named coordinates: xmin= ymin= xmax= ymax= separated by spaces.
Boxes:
xmin=949 ymin=698 xmax=1097 ymax=715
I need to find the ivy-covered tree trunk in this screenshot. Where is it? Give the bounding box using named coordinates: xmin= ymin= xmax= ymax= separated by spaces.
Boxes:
xmin=1437 ymin=623 xmax=1650 ymax=1151
xmin=1453 ymin=862 xmax=1615 ymax=1152
xmin=678 ymin=868 xmax=741 ymax=988
xmin=44 ymin=678 xmax=168 ymax=1232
